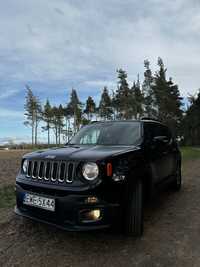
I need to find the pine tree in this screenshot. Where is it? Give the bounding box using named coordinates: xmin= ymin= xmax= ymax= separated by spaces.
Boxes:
xmin=114 ymin=69 xmax=134 ymax=119
xmin=142 ymin=60 xmax=156 ymax=117
xmin=24 ymin=87 xmax=35 ymax=146
xmin=152 ymin=57 xmax=183 ymax=134
xmin=42 ymin=99 xmax=52 ymax=145
xmin=67 ymin=89 xmax=82 ymax=132
xmin=98 ymin=87 xmax=113 ymax=120
xmin=84 ymin=96 xmax=96 ymax=120
xmin=152 ymin=57 xmax=168 ymax=120
xmin=167 ymin=78 xmax=183 ymax=130
xmin=131 ymin=75 xmax=144 ymax=119
xmin=34 ymin=102 xmax=42 ymax=146
xmin=51 ymin=105 xmax=64 ymax=145
xmin=51 ymin=106 xmax=58 ymax=145
xmin=63 ymin=105 xmax=73 ymax=143
xmin=24 ymin=85 xmax=42 ymax=146
xmin=58 ymin=105 xmax=64 ymax=145
xmin=181 ymin=91 xmax=200 ymax=145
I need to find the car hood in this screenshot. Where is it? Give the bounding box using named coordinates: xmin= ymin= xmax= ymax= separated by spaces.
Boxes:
xmin=24 ymin=145 xmax=140 ymax=161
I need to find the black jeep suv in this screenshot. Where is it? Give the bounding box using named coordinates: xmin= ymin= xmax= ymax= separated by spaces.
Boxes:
xmin=15 ymin=120 xmax=182 ymax=236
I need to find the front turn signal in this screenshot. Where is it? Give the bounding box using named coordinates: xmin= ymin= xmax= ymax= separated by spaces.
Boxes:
xmin=106 ymin=163 xmax=113 ymax=176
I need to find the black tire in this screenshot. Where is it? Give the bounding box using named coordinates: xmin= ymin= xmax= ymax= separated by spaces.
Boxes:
xmin=124 ymin=179 xmax=144 ymax=237
xmin=172 ymin=164 xmax=182 ymax=191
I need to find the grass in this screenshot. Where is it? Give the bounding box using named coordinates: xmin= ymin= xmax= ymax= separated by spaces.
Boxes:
xmin=181 ymin=146 xmax=200 ymax=161
xmin=0 ymin=185 xmax=15 ymax=209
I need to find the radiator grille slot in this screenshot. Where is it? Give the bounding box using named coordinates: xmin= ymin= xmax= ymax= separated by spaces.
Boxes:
xmin=59 ymin=162 xmax=66 ymax=182
xmin=27 ymin=161 xmax=32 ymax=177
xmin=25 ymin=160 xmax=75 ymax=184
xmin=67 ymin=163 xmax=74 ymax=183
xmin=32 ymin=161 xmax=38 ymax=178
xmin=45 ymin=162 xmax=51 ymax=180
xmin=51 ymin=162 xmax=58 ymax=181
xmin=38 ymin=161 xmax=44 ymax=179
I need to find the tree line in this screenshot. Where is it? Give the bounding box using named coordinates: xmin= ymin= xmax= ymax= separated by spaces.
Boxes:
xmin=24 ymin=57 xmax=199 ymax=146
xmin=181 ymin=91 xmax=200 ymax=145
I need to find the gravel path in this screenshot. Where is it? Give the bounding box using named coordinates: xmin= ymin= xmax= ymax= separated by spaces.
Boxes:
xmin=0 ymin=154 xmax=200 ymax=267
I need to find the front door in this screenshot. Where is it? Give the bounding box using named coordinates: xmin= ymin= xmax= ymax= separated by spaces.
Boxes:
xmin=144 ymin=122 xmax=174 ymax=184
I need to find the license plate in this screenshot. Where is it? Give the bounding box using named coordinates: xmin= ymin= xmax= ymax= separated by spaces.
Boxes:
xmin=23 ymin=193 xmax=55 ymax=212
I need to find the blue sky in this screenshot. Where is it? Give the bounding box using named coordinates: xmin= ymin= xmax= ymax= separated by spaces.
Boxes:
xmin=0 ymin=0 xmax=200 ymax=143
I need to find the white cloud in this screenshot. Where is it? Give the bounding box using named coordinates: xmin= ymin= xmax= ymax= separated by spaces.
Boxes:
xmin=0 ymin=89 xmax=19 ymax=100
xmin=0 ymin=136 xmax=30 ymax=145
xmin=0 ymin=0 xmax=200 ymax=98
xmin=0 ymin=108 xmax=23 ymax=119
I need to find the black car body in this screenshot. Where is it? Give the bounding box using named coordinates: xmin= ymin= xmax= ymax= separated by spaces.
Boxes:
xmin=15 ymin=120 xmax=182 ymax=236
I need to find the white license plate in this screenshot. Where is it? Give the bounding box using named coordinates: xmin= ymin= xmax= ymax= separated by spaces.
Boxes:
xmin=23 ymin=193 xmax=55 ymax=212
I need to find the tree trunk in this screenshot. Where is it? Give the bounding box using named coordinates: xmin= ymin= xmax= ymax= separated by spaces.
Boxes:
xmin=66 ymin=120 xmax=68 ymax=142
xmin=58 ymin=126 xmax=61 ymax=146
xmin=32 ymin=123 xmax=34 ymax=147
xmin=74 ymin=114 xmax=76 ymax=133
xmin=56 ymin=127 xmax=58 ymax=145
xmin=67 ymin=119 xmax=71 ymax=142
xmin=47 ymin=123 xmax=50 ymax=146
xmin=35 ymin=123 xmax=37 ymax=146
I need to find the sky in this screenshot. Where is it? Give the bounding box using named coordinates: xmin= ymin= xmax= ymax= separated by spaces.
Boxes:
xmin=0 ymin=0 xmax=200 ymax=144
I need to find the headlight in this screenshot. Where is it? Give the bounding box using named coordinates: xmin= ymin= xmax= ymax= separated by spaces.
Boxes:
xmin=22 ymin=159 xmax=28 ymax=173
xmin=82 ymin=162 xmax=99 ymax=181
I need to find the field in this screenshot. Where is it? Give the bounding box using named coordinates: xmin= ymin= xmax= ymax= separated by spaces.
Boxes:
xmin=0 ymin=148 xmax=200 ymax=267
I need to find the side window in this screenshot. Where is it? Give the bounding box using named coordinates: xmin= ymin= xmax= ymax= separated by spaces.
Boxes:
xmin=154 ymin=125 xmax=166 ymax=137
xmin=156 ymin=125 xmax=172 ymax=141
xmin=144 ymin=122 xmax=156 ymax=142
xmin=144 ymin=122 xmax=172 ymax=142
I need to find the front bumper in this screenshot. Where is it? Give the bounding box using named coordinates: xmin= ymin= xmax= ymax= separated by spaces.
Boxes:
xmin=15 ymin=182 xmax=120 ymax=231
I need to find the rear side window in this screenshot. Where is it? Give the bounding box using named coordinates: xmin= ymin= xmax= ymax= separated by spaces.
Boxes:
xmin=154 ymin=125 xmax=169 ymax=137
xmin=144 ymin=122 xmax=172 ymax=141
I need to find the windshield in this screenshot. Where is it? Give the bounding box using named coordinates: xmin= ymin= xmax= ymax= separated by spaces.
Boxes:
xmin=69 ymin=122 xmax=141 ymax=146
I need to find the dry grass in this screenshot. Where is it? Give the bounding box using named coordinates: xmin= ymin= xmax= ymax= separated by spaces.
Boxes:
xmin=0 ymin=150 xmax=28 ymax=188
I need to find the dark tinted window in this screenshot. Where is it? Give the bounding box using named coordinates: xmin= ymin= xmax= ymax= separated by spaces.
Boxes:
xmin=144 ymin=122 xmax=172 ymax=141
xmin=154 ymin=124 xmax=168 ymax=137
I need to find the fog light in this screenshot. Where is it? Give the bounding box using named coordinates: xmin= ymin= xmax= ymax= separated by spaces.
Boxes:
xmin=112 ymin=173 xmax=125 ymax=182
xmin=80 ymin=209 xmax=101 ymax=222
xmin=91 ymin=209 xmax=101 ymax=219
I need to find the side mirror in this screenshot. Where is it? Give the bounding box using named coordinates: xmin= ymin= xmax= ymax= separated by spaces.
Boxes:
xmin=153 ymin=136 xmax=169 ymax=144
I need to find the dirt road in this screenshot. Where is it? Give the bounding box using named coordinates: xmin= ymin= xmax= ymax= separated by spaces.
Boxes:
xmin=0 ymin=151 xmax=200 ymax=267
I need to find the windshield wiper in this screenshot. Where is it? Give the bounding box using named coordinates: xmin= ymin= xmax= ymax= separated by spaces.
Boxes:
xmin=65 ymin=143 xmax=80 ymax=148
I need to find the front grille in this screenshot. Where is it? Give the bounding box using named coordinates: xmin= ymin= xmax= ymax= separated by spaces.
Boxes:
xmin=26 ymin=160 xmax=75 ymax=184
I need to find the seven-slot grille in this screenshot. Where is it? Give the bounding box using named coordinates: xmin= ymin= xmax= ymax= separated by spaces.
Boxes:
xmin=26 ymin=160 xmax=75 ymax=183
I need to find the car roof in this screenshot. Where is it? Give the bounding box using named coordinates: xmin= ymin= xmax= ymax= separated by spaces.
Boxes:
xmin=89 ymin=119 xmax=168 ymax=129
xmin=90 ymin=119 xmax=161 ymax=124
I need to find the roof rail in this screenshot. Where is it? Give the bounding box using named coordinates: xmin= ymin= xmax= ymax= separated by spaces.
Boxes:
xmin=90 ymin=120 xmax=100 ymax=124
xmin=141 ymin=117 xmax=161 ymax=122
